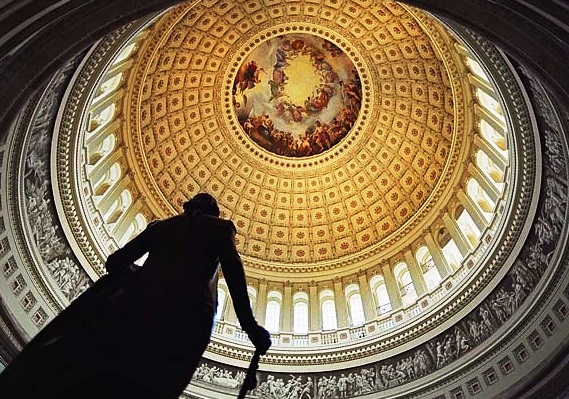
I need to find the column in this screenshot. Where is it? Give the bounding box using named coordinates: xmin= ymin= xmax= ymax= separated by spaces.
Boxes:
xmin=469 ymin=74 xmax=494 ymax=100
xmin=475 ymin=104 xmax=506 ymax=134
xmin=468 ymin=163 xmax=500 ymax=203
xmin=474 ymin=135 xmax=507 ymax=171
xmin=87 ymin=149 xmax=122 ymax=184
xmin=424 ymin=233 xmax=452 ymax=278
xmin=457 ymin=189 xmax=488 ymax=231
xmin=333 ymin=277 xmax=349 ymax=328
xmin=309 ymin=281 xmax=320 ymax=331
xmin=442 ymin=213 xmax=472 ymax=257
xmin=381 ymin=262 xmax=403 ymax=310
xmin=97 ymin=175 xmax=131 ymax=217
xmin=404 ymin=249 xmax=428 ymax=297
xmin=357 ymin=271 xmax=375 ymax=321
xmin=282 ymin=282 xmax=293 ymax=332
xmin=89 ymin=88 xmax=124 ymax=117
xmin=86 ymin=118 xmax=121 ymax=156
xmin=112 ymin=199 xmax=142 ymax=241
xmin=255 ymin=279 xmax=267 ymax=325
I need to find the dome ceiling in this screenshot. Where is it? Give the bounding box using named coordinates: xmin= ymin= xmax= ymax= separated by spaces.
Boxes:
xmin=6 ymin=1 xmax=568 ymax=398
xmin=4 ymin=2 xmax=569 ymax=399
xmin=124 ymin=0 xmax=471 ymax=275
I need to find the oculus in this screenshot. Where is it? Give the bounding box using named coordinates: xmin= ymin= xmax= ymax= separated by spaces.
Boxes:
xmin=232 ymin=34 xmax=362 ymax=158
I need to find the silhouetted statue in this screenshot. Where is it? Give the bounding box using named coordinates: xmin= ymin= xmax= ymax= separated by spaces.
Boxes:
xmin=0 ymin=193 xmax=271 ymax=399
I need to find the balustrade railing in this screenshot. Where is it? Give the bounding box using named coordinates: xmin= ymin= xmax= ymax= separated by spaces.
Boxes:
xmin=349 ymin=326 xmax=367 ymax=340
xmin=293 ymin=335 xmax=309 ymax=346
xmin=211 ymin=219 xmax=506 ymax=349
xmin=321 ymin=331 xmax=339 ymax=345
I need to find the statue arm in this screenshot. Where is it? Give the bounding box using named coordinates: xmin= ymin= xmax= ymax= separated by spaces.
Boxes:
xmin=217 ymin=220 xmax=257 ymax=332
xmin=105 ymin=224 xmax=154 ymax=274
xmin=218 ymin=219 xmax=272 ymax=354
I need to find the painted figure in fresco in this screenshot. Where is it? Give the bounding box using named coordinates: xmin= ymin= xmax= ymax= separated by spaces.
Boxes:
xmin=234 ymin=35 xmax=363 ymax=158
xmin=0 ymin=193 xmax=271 ymax=399
xmin=235 ymin=60 xmax=265 ymax=93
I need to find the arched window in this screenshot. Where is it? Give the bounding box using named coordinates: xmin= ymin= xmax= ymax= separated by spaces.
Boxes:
xmin=416 ymin=246 xmax=441 ymax=291
xmin=466 ymin=56 xmax=490 ymax=82
xmin=92 ymin=162 xmax=121 ymax=197
xmin=247 ymin=286 xmax=257 ymax=311
xmin=114 ymin=42 xmax=137 ymax=64
xmin=467 ymin=178 xmax=495 ymax=216
xmin=104 ymin=189 xmax=132 ymax=224
xmin=345 ymin=284 xmax=365 ymax=326
xmin=370 ymin=275 xmax=391 ymax=314
xmin=394 ymin=262 xmax=417 ymax=307
xmin=320 ymin=290 xmax=337 ymax=331
xmin=89 ymin=103 xmax=116 ymax=131
xmin=442 ymin=239 xmax=462 ymax=270
xmin=121 ymin=213 xmax=149 ymax=262
xmin=216 ymin=281 xmax=228 ymax=321
xmin=293 ymin=292 xmax=309 ymax=334
xmin=95 ymin=73 xmax=123 ymax=100
xmin=476 ymin=88 xmax=504 ymax=121
xmin=456 ymin=208 xmax=482 ymax=246
xmin=476 ymin=150 xmax=505 ymax=187
xmin=131 ymin=213 xmax=147 ymax=235
xmin=265 ymin=291 xmax=282 ymax=333
xmin=87 ymin=134 xmax=116 ymax=165
xmin=119 ymin=213 xmax=148 ymax=247
xmin=479 ymin=119 xmax=507 ymax=153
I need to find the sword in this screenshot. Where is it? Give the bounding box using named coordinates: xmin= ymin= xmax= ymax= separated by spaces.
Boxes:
xmin=237 ymin=349 xmax=261 ymax=399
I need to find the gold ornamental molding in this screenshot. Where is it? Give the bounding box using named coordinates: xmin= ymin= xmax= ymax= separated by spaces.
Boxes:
xmin=50 ymin=0 xmax=538 ymax=367
xmin=124 ymin=0 xmax=473 ymax=273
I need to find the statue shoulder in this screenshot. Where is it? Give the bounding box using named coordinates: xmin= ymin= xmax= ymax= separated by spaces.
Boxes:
xmin=196 ymin=215 xmax=236 ymax=235
xmin=209 ymin=216 xmax=236 ymax=232
xmin=147 ymin=219 xmax=161 ymax=227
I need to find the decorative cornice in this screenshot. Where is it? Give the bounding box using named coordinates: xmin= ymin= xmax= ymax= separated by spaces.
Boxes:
xmin=51 ymin=3 xmax=540 ymax=366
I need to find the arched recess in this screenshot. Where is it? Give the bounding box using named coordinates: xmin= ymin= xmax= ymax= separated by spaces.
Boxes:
xmin=394 ymin=262 xmax=417 ymax=307
xmin=216 ymin=279 xmax=228 ymax=321
xmin=292 ymin=292 xmax=309 ymax=334
xmin=416 ymin=246 xmax=441 ymax=291
xmin=264 ymin=291 xmax=282 ymax=333
xmin=345 ymin=284 xmax=365 ymax=326
xmin=320 ymin=289 xmax=338 ymax=331
xmin=370 ymin=275 xmax=392 ymax=315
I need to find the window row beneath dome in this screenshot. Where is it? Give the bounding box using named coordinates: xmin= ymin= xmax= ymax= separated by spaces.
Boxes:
xmin=210 ymin=51 xmax=512 ymax=341
xmin=80 ymin=26 xmax=511 ymax=342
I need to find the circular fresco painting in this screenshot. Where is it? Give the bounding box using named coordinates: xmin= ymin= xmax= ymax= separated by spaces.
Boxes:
xmin=232 ymin=34 xmax=362 ymax=158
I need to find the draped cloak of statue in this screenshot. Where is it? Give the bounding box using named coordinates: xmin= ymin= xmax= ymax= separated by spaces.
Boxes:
xmin=0 ymin=211 xmax=261 ymax=399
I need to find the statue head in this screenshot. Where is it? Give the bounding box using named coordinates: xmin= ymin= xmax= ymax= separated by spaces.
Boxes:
xmin=183 ymin=193 xmax=220 ymax=217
